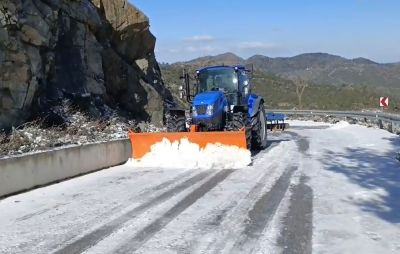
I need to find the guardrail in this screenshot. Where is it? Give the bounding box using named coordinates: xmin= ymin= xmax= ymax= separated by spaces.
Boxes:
xmin=0 ymin=139 xmax=131 ymax=198
xmin=269 ymin=110 xmax=400 ymax=122
xmin=268 ymin=110 xmax=400 ymax=134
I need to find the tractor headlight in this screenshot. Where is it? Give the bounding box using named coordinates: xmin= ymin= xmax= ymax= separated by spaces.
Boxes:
xmin=206 ymin=105 xmax=214 ymax=116
xmin=192 ymin=106 xmax=198 ymax=117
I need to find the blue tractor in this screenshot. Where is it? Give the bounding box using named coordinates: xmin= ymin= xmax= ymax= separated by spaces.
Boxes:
xmin=166 ymin=65 xmax=267 ymax=150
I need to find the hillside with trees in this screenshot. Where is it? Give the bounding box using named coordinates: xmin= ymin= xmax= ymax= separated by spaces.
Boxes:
xmin=160 ymin=52 xmax=400 ymax=111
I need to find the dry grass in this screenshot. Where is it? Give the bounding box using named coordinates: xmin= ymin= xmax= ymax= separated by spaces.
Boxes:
xmin=0 ymin=98 xmax=168 ymax=158
xmin=0 ymin=109 xmax=134 ymax=158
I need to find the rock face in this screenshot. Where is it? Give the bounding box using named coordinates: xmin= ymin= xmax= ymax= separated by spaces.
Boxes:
xmin=0 ymin=0 xmax=170 ymax=130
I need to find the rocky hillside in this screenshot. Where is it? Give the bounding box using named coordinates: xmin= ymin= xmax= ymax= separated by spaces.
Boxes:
xmin=0 ymin=0 xmax=171 ymax=131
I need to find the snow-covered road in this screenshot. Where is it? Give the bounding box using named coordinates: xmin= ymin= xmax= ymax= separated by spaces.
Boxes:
xmin=0 ymin=121 xmax=399 ymax=254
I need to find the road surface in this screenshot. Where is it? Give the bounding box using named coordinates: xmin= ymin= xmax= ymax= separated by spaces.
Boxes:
xmin=1 ymin=121 xmax=399 ymax=254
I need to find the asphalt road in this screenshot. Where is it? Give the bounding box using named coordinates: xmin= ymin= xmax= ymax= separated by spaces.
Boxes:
xmin=2 ymin=121 xmax=398 ymax=254
xmin=0 ymin=129 xmax=313 ymax=254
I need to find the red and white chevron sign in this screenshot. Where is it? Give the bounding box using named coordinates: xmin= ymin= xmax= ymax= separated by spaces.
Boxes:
xmin=380 ymin=97 xmax=389 ymax=107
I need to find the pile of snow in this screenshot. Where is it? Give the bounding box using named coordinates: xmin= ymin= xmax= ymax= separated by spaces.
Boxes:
xmin=129 ymin=138 xmax=252 ymax=169
xmin=329 ymin=120 xmax=351 ymax=129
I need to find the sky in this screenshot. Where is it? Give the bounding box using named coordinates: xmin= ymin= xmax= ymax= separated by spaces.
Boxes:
xmin=129 ymin=0 xmax=400 ymax=64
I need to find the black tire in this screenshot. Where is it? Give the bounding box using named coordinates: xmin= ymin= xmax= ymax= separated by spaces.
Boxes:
xmin=166 ymin=114 xmax=186 ymax=132
xmin=251 ymin=105 xmax=267 ymax=150
xmin=232 ymin=112 xmax=252 ymax=150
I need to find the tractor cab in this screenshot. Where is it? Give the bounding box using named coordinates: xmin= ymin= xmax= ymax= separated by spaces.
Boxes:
xmin=196 ymin=65 xmax=250 ymax=103
xmin=198 ymin=66 xmax=239 ymax=93
xmin=186 ymin=66 xmax=251 ymax=130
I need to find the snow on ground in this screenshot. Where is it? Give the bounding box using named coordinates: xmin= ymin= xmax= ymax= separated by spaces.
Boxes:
xmin=86 ymin=141 xmax=298 ymax=254
xmin=0 ymin=121 xmax=399 ymax=253
xmin=129 ymin=138 xmax=252 ymax=169
xmin=287 ymin=120 xmax=332 ymax=127
xmin=290 ymin=121 xmax=400 ymax=253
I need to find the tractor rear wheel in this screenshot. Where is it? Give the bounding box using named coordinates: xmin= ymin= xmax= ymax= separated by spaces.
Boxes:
xmin=166 ymin=114 xmax=186 ymax=132
xmin=232 ymin=112 xmax=252 ymax=150
xmin=251 ymin=105 xmax=267 ymax=150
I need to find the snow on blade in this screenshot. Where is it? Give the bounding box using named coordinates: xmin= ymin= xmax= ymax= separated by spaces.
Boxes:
xmin=129 ymin=138 xmax=251 ymax=169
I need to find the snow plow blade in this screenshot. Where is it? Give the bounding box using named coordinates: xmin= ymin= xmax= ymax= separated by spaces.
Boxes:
xmin=128 ymin=129 xmax=248 ymax=159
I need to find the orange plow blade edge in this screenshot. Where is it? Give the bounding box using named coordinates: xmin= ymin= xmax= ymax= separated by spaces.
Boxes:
xmin=128 ymin=130 xmax=248 ymax=159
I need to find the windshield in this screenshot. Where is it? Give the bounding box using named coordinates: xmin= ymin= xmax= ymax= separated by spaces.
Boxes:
xmin=198 ymin=68 xmax=238 ymax=93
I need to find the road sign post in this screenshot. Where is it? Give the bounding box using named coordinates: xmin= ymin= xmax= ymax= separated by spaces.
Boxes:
xmin=380 ymin=97 xmax=389 ymax=111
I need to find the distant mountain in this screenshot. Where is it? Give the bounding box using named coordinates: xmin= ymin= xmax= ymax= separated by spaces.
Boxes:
xmin=170 ymin=52 xmax=400 ymax=89
xmin=177 ymin=52 xmax=245 ymax=67
xmin=351 ymin=57 xmax=378 ymax=65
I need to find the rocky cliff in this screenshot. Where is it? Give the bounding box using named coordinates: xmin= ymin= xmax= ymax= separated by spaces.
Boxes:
xmin=0 ymin=0 xmax=170 ymax=130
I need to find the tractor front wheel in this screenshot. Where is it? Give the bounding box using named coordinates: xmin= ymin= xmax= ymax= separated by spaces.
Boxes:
xmin=166 ymin=113 xmax=186 ymax=132
xmin=232 ymin=112 xmax=252 ymax=150
xmin=251 ymin=105 xmax=267 ymax=150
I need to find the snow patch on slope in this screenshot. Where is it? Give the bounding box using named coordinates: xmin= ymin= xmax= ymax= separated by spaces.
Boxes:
xmin=129 ymin=138 xmax=251 ymax=169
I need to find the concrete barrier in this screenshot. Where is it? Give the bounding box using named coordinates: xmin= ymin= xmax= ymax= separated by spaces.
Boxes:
xmin=0 ymin=139 xmax=131 ymax=198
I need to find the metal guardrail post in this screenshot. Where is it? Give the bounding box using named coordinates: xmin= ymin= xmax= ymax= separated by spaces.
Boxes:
xmin=388 ymin=122 xmax=393 ymax=133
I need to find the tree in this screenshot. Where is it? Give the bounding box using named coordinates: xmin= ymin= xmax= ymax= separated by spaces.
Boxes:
xmin=293 ymin=79 xmax=308 ymax=109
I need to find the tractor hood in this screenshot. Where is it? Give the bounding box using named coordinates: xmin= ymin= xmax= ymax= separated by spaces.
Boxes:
xmin=193 ymin=91 xmax=223 ymax=106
